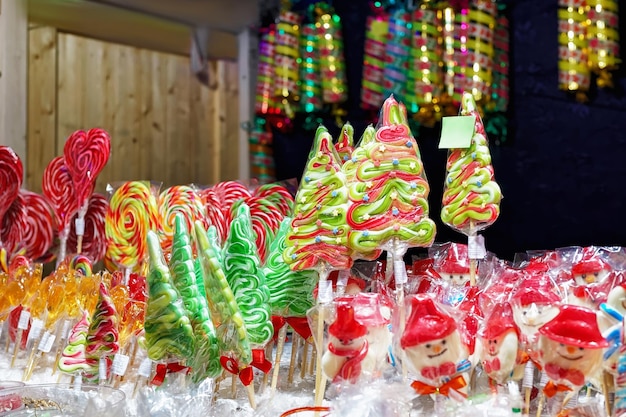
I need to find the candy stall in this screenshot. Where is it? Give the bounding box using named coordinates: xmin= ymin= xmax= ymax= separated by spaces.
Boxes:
xmin=1 ymin=0 xmax=626 ymax=416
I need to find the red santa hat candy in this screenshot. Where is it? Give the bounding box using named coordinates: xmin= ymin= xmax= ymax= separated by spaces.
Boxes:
xmin=571 ymin=251 xmax=611 ymax=276
xmin=538 ymin=304 xmax=609 ymax=349
xmin=511 ymin=280 xmax=561 ymax=307
xmin=329 ymin=304 xmax=367 ymax=341
xmin=401 ymin=295 xmax=457 ymax=349
xmin=438 ymin=243 xmax=470 ymax=274
xmin=338 ymin=293 xmax=390 ymax=327
xmin=479 ymin=302 xmax=518 ymax=339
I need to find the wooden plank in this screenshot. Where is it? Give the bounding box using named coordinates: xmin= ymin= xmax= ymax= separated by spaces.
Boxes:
xmin=211 ymin=60 xmax=224 ymax=182
xmin=221 ymin=60 xmax=240 ymax=181
xmin=0 ymin=0 xmax=28 ymax=174
xmin=147 ymin=50 xmax=168 ymax=187
xmin=164 ymin=55 xmax=192 ymax=187
xmin=56 ymin=33 xmax=86 ymax=155
xmin=27 ymin=26 xmax=58 ymax=192
xmin=192 ymin=68 xmax=217 ymax=186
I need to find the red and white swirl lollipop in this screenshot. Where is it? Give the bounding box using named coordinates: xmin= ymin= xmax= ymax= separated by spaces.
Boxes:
xmin=0 ymin=147 xmax=23 ymax=248
xmin=1 ymin=193 xmax=26 ymax=255
xmin=20 ymin=190 xmax=56 ymax=261
xmin=63 ymin=128 xmax=111 ymax=254
xmin=42 ymin=156 xmax=79 ymax=265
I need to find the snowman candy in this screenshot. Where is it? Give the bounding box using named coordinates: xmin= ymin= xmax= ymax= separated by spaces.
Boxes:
xmin=401 ymin=295 xmax=470 ymax=398
xmin=538 ymin=305 xmax=609 ymax=400
xmin=321 ymin=304 xmax=369 ymax=384
xmin=436 ymin=243 xmax=471 ymax=288
xmin=479 ymin=302 xmax=523 ymax=386
xmin=568 ymin=250 xmax=615 ymax=308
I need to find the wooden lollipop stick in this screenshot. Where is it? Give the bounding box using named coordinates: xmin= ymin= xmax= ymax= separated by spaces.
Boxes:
xmin=308 ymin=345 xmax=316 ymax=376
xmin=524 ymin=387 xmax=532 ymax=416
xmin=300 ymin=340 xmax=309 ymax=379
xmin=603 ymin=370 xmax=613 ymax=416
xmin=231 ymin=374 xmax=237 ymax=398
xmin=288 ymin=333 xmax=300 ymax=384
xmin=271 ymin=324 xmax=288 ymax=394
xmin=246 ymin=383 xmax=257 ymax=409
xmin=259 ymin=340 xmax=274 ymax=394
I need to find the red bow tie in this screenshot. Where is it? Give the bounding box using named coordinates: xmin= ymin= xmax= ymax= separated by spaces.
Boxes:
xmin=421 ymin=362 xmax=456 ymax=380
xmin=544 ymin=363 xmax=585 ymax=386
xmin=483 ymin=357 xmax=501 ymax=374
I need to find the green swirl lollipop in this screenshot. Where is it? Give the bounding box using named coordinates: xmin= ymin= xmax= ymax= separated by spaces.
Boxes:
xmin=223 ymin=203 xmax=274 ymax=347
xmin=264 ymin=217 xmax=316 ymax=317
xmin=145 ymin=231 xmax=195 ymax=361
xmin=170 ymin=213 xmax=221 ymax=380
xmin=194 ymin=221 xmax=252 ymax=366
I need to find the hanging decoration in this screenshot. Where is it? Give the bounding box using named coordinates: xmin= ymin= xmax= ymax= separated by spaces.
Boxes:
xmin=361 ymin=9 xmax=389 ymax=111
xmin=314 ymin=3 xmax=348 ymax=105
xmin=558 ymin=0 xmax=591 ymax=95
xmin=587 ymin=0 xmax=620 ymax=87
xmin=249 ymin=118 xmax=276 ymax=185
xmin=299 ymin=23 xmax=323 ymax=113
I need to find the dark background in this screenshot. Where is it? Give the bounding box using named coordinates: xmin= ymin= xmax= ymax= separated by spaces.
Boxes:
xmin=270 ymin=0 xmax=626 ymax=261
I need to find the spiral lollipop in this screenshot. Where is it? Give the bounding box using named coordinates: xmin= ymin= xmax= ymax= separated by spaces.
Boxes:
xmin=0 ymin=147 xmax=23 ymax=248
xmin=70 ymin=254 xmax=93 ymax=278
xmin=198 ymin=187 xmax=228 ymax=245
xmin=68 ymin=193 xmax=107 ymax=264
xmin=157 ymin=185 xmax=207 ymax=258
xmin=558 ymin=0 xmax=590 ymax=93
xmin=1 ymin=193 xmax=26 ymax=256
xmin=315 ymin=3 xmax=347 ymax=104
xmin=253 ymin=183 xmax=295 ymax=217
xmin=211 ymin=180 xmax=252 ymax=215
xmin=383 ymin=8 xmax=411 ymax=101
xmin=105 ymin=181 xmax=159 ymax=276
xmin=361 ymin=12 xmax=389 ymax=111
xmin=19 ymin=191 xmax=56 ymax=261
xmin=43 ymin=156 xmax=78 ymax=265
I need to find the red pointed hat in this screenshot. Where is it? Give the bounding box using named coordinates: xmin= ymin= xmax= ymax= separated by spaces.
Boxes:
xmin=400 ymin=295 xmax=457 ymax=349
xmin=338 ymin=293 xmax=391 ymax=327
xmin=511 ymin=280 xmax=561 ymax=307
xmin=479 ymin=302 xmax=519 ymax=339
xmin=328 ymin=304 xmax=367 ymax=341
xmin=571 ymin=250 xmax=611 ymax=276
xmin=538 ymin=304 xmax=609 ymax=349
xmin=438 ymin=243 xmax=470 ymax=274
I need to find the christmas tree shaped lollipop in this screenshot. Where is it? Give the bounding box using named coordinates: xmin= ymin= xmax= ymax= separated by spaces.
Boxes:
xmin=223 ymin=203 xmax=274 ymax=347
xmin=145 ymin=231 xmax=195 ymax=362
xmin=440 ymin=92 xmax=502 ymax=284
xmin=441 ymin=92 xmax=502 ymax=235
xmin=169 ymin=214 xmax=220 ymax=380
xmin=283 ymin=125 xmax=352 ymax=271
xmin=86 ymin=283 xmax=119 ymax=383
xmin=346 ymin=96 xmax=436 ymax=256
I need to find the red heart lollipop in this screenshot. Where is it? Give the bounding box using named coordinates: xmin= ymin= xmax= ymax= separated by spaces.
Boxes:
xmin=20 ymin=190 xmax=56 ymax=261
xmin=63 ymin=128 xmax=111 ymax=211
xmin=42 ymin=156 xmax=79 ymax=232
xmin=0 ymin=147 xmax=23 ymax=240
xmin=67 ymin=193 xmax=108 ymax=263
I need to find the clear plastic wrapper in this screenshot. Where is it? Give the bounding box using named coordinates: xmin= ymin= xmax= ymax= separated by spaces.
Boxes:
xmin=135 ymin=376 xmax=214 ymax=417
xmin=536 ymin=305 xmax=609 ymax=416
xmin=328 ymin=379 xmax=414 ymax=417
xmin=441 ymin=93 xmax=502 ymax=237
xmin=398 ymin=294 xmax=472 ymax=401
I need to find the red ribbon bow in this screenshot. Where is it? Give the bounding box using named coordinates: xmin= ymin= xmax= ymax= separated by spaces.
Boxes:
xmin=220 ymin=349 xmax=273 ymax=387
xmin=411 ymin=375 xmax=468 ymax=398
xmin=421 ymin=362 xmax=457 ymax=380
xmin=483 ymin=357 xmax=501 ymax=374
xmin=545 ymin=363 xmax=585 ymax=387
xmin=151 ymin=362 xmax=189 ymax=386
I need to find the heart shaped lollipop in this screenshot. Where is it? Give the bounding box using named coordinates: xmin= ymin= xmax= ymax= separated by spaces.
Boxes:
xmin=63 ymin=128 xmax=111 ymax=211
xmin=0 ymin=147 xmax=23 ymax=244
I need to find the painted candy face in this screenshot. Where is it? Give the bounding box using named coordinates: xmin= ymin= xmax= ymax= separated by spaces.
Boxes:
xmin=573 ymin=268 xmax=610 ymax=286
xmin=540 ymin=337 xmax=604 ymax=380
xmin=404 ymin=332 xmax=465 ymax=374
xmin=480 ymin=331 xmax=519 ymax=383
xmin=442 ymin=273 xmax=471 ymax=287
xmin=512 ymin=303 xmax=559 ymax=338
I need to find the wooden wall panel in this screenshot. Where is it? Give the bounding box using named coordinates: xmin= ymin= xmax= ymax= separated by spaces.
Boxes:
xmin=27 ymin=28 xmax=240 ymax=194
xmin=27 ymin=26 xmax=57 ymax=192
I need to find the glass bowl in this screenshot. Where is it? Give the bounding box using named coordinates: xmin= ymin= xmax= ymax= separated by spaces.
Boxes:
xmin=0 ymin=383 xmax=125 ymax=417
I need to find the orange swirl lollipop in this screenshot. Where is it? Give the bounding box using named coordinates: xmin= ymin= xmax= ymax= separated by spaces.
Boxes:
xmin=105 ymin=181 xmax=159 ymax=274
xmin=157 ymin=185 xmax=206 ymax=258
